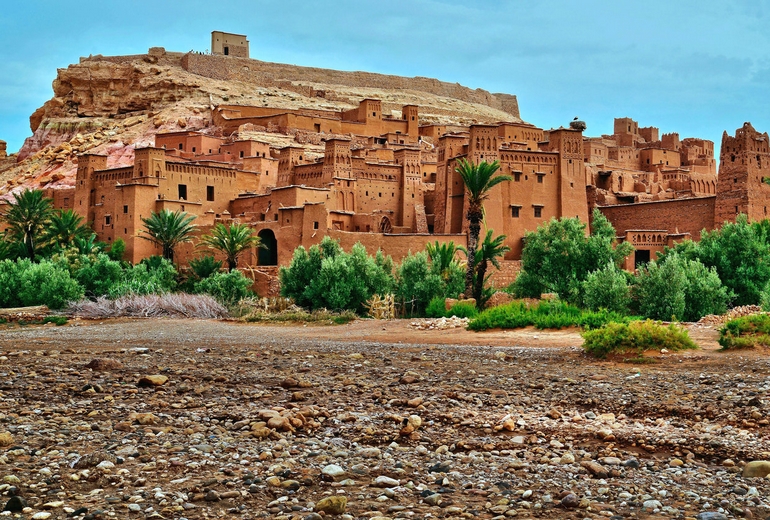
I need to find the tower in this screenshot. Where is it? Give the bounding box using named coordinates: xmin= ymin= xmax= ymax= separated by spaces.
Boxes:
xmin=395 ymin=148 xmax=421 ymax=229
xmin=548 ymin=128 xmax=589 ymax=223
xmin=402 ymin=105 xmax=419 ymax=138
xmin=715 ymin=122 xmax=770 ymax=225
xmin=74 ymin=153 xmax=107 ymax=222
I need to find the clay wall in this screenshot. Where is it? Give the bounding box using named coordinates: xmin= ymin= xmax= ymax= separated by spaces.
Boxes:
xmin=497 ymin=123 xmax=544 ymax=150
xmin=211 ymin=31 xmax=249 ymax=58
xmin=640 ymin=148 xmax=681 ymax=171
xmin=639 ymin=126 xmax=659 ymax=143
xmin=607 ymin=147 xmax=640 ymax=170
xmin=599 ymin=196 xmax=716 ymax=240
xmin=182 ymin=54 xmax=520 ymax=119
xmin=583 ymin=140 xmax=608 ymax=165
xmin=614 ymin=118 xmax=639 ymax=136
xmin=44 ymin=187 xmax=75 ymax=210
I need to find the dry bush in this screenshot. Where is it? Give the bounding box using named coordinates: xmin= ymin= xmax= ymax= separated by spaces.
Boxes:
xmin=66 ymin=294 xmax=228 ymax=319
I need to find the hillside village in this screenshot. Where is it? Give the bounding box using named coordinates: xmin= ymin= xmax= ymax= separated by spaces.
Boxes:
xmin=1 ymin=32 xmax=768 ymax=293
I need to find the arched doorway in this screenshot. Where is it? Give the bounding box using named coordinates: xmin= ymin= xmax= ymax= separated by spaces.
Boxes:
xmin=378 ymin=216 xmax=393 ymax=234
xmin=258 ymin=229 xmax=278 ymax=266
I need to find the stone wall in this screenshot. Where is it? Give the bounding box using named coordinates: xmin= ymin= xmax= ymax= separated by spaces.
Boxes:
xmin=181 ymin=54 xmax=520 ymax=119
xmin=598 ymin=196 xmax=716 ymax=239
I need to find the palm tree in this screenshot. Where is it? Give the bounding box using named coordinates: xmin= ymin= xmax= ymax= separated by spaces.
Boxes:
xmin=200 ymin=222 xmax=263 ymax=271
xmin=46 ymin=209 xmax=93 ymax=250
xmin=139 ymin=209 xmax=197 ymax=263
xmin=473 ymin=230 xmax=511 ymax=306
xmin=426 ymin=240 xmax=462 ymax=280
xmin=455 ymin=158 xmax=512 ymax=296
xmin=0 ymin=189 xmax=53 ymax=261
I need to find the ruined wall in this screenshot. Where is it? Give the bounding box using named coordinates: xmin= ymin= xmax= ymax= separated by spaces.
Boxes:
xmin=599 ymin=196 xmax=716 ymax=239
xmin=181 ymin=54 xmax=521 ymax=119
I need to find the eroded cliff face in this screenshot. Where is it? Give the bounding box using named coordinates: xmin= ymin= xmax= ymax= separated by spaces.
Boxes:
xmin=2 ymin=49 xmax=522 ymax=197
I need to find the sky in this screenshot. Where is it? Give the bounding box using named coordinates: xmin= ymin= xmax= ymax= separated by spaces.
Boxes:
xmin=1 ymin=0 xmax=768 ymax=157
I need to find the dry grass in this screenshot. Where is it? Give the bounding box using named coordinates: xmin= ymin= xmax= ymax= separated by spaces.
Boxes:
xmin=66 ymin=294 xmax=228 ymax=319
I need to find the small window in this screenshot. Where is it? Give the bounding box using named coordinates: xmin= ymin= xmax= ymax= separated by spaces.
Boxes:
xmin=123 ymin=205 xmax=128 ymax=214
xmin=178 ymin=184 xmax=187 ymax=200
xmin=313 ymin=221 xmax=319 ymax=230
xmin=206 ymin=186 xmax=215 ymax=201
xmin=534 ymin=206 xmax=543 ymax=218
xmin=379 ymin=192 xmax=382 ymax=197
xmin=537 ymin=174 xmax=544 ymax=184
xmin=105 ymin=215 xmax=112 ymax=225
xmin=514 ymin=172 xmax=521 ymax=182
xmin=260 ymin=213 xmax=266 ymax=220
xmin=240 ymin=151 xmax=244 ymax=158
xmin=192 ymin=147 xmax=196 ymax=153
xmin=274 ymin=214 xmax=278 ymax=221
xmin=178 ymin=143 xmax=183 ymax=150
xmin=373 ymin=112 xmax=376 ymax=116
xmin=511 ymin=206 xmax=520 ymax=218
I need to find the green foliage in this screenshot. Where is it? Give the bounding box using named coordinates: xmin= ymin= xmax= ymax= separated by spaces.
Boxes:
xmin=582 ymin=320 xmax=697 ymax=358
xmin=108 ymin=257 xmax=178 ymax=298
xmin=189 ymin=255 xmax=223 ymax=280
xmin=426 ymin=297 xmax=480 ymax=319
xmin=16 ymin=260 xmax=84 ymax=309
xmin=468 ymin=300 xmax=633 ymax=331
xmin=663 ymin=215 xmax=770 ymax=306
xmin=280 ymin=238 xmax=394 ymax=313
xmin=583 ymin=263 xmax=631 ymax=313
xmin=200 ymin=222 xmax=263 ymax=271
xmin=0 ymin=258 xmax=25 ymax=307
xmin=194 ymin=270 xmax=253 ymax=305
xmin=139 ymin=210 xmax=197 ymax=262
xmin=473 ymin=230 xmax=510 ymax=308
xmin=107 ymin=238 xmax=126 ymax=262
xmin=718 ymin=314 xmax=770 ymax=349
xmin=513 ymin=210 xmax=632 ymax=303
xmin=74 ymin=254 xmax=124 ymax=298
xmin=455 ymin=158 xmax=512 ymax=295
xmin=45 ymin=209 xmax=93 ymax=251
xmin=1 ymin=189 xmax=53 ymax=261
xmin=43 ymin=316 xmax=68 ymax=326
xmin=395 ymin=251 xmax=447 ymax=317
xmin=634 ymin=253 xmax=729 ymax=322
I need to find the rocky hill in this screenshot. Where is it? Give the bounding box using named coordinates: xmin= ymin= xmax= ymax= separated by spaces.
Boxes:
xmin=0 ymin=48 xmax=522 ymax=196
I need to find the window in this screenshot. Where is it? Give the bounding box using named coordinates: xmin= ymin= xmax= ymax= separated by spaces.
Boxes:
xmin=536 ymin=174 xmax=544 ymax=184
xmin=123 ymin=205 xmax=128 ymax=214
xmin=105 ymin=215 xmax=112 ymax=225
xmin=178 ymin=143 xmax=183 ymax=150
xmin=192 ymin=147 xmax=196 ymax=153
xmin=511 ymin=206 xmax=520 ymax=218
xmin=274 ymin=214 xmax=278 ymax=221
xmin=178 ymin=184 xmax=187 ymax=200
xmin=240 ymin=151 xmax=244 ymax=158
xmin=534 ymin=206 xmax=543 ymax=218
xmin=206 ymin=186 xmax=215 ymax=201
xmin=514 ymin=172 xmax=521 ymax=182
xmin=313 ymin=221 xmax=319 ymax=230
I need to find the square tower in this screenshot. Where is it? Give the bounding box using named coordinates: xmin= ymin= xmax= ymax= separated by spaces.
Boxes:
xmin=211 ymin=31 xmax=249 ymax=58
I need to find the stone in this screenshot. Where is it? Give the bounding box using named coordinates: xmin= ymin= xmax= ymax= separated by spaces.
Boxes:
xmin=423 ymin=493 xmax=441 ymax=506
xmin=399 ymin=415 xmax=422 ymax=436
xmin=0 ymin=432 xmax=14 ymax=447
xmin=3 ymin=496 xmax=27 ymax=513
xmin=373 ymin=475 xmax=400 ymax=487
xmin=204 ymin=490 xmax=220 ymax=502
xmin=32 ymin=513 xmax=52 ymax=520
xmin=85 ymin=358 xmax=124 ymax=371
xmin=560 ymin=493 xmax=579 ymax=508
xmin=137 ymin=375 xmax=168 ymax=387
xmin=742 ymin=461 xmax=770 ymax=478
xmin=696 ymin=513 xmax=728 ymax=520
xmin=315 ymin=496 xmax=347 ymax=515
xmin=322 ymin=464 xmax=346 ymax=479
xmin=580 ymin=461 xmax=609 ymax=478
xmin=129 ymin=412 xmax=158 ymax=425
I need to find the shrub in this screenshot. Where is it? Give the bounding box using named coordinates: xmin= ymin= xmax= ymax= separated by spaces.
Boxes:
xmin=468 ymin=300 xmax=632 ymax=331
xmin=71 ymin=254 xmax=124 ymax=298
xmin=634 ymin=253 xmax=730 ymax=322
xmin=425 ymin=298 xmax=479 ymax=319
xmin=107 ymin=238 xmax=126 ymax=262
xmin=108 ymin=257 xmax=178 ymax=298
xmin=582 ymin=263 xmax=631 ymax=313
xmin=512 ymin=210 xmax=632 ymax=303
xmin=395 ymin=252 xmax=446 ymax=317
xmin=280 ymin=238 xmax=394 ymax=313
xmin=194 ymin=270 xmax=253 ymax=306
xmin=425 ymin=297 xmax=447 ymax=318
xmin=718 ymin=314 xmax=770 ymax=349
xmin=17 ymin=260 xmax=84 ymax=309
xmin=189 ymin=255 xmax=223 ymax=280
xmin=0 ymin=258 xmax=25 ymax=307
xmin=582 ymin=320 xmax=697 ymax=358
xmin=66 ymin=294 xmax=228 ymax=319
xmin=43 ymin=316 xmax=68 ymax=326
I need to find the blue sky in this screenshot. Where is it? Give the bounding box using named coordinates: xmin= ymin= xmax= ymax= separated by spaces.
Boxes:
xmin=1 ymin=0 xmax=768 ymax=156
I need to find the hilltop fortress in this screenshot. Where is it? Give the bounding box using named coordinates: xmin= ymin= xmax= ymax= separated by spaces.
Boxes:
xmin=1 ymin=32 xmax=766 ymax=293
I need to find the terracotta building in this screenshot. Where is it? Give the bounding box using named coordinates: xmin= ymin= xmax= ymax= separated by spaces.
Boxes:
xmin=210 ymin=31 xmax=249 ymax=58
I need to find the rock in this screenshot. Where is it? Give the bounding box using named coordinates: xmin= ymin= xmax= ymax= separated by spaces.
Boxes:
xmin=137 ymin=374 xmax=168 ymax=387
xmin=74 ymin=451 xmax=117 ymax=468
xmin=560 ymin=452 xmax=576 ymax=464
xmin=428 ymin=461 xmax=452 ymax=473
xmin=85 ymin=358 xmax=124 ymax=371
xmin=373 ymin=475 xmax=400 ymax=487
xmin=742 ymin=460 xmax=770 ymax=478
xmin=204 ymin=490 xmax=220 ymax=502
xmin=423 ymin=493 xmax=441 ymax=506
xmin=580 ymin=461 xmax=609 ymax=478
xmin=642 ymin=499 xmax=662 ymax=510
xmin=129 ymin=412 xmax=158 ymax=425
xmin=399 ymin=414 xmax=422 ymax=436
xmin=322 ymin=464 xmax=346 ymax=479
xmin=560 ymin=493 xmax=579 ymax=508
xmin=315 ymin=496 xmax=347 ymax=515
xmin=696 ymin=513 xmax=728 ymax=520
xmin=3 ymin=496 xmax=27 ymax=512
xmin=32 ymin=513 xmax=52 ymax=520
xmin=0 ymin=432 xmax=14 ymax=446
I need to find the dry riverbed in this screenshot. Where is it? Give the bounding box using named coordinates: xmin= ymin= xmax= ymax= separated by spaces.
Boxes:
xmin=0 ymin=318 xmax=768 ymax=520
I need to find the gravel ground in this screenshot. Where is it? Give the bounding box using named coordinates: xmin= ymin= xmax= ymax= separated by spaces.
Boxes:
xmin=0 ymin=318 xmax=769 ymax=520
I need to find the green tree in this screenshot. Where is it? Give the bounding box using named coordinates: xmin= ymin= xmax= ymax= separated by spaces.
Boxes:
xmin=46 ymin=209 xmax=93 ymax=251
xmin=139 ymin=210 xmax=197 ymax=263
xmin=513 ymin=209 xmax=632 ymax=303
xmin=473 ymin=230 xmax=510 ymax=307
xmin=194 ymin=270 xmax=253 ymax=305
xmin=634 ymin=258 xmax=687 ymax=321
xmin=455 ymin=158 xmax=512 ymax=296
xmin=200 ymin=222 xmax=263 ymax=271
xmin=426 ymin=241 xmax=463 ymax=279
xmin=1 ymin=189 xmax=53 ymax=261
xmin=582 ymin=263 xmax=631 ymax=313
